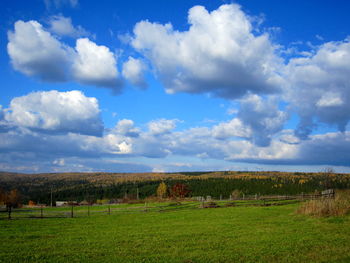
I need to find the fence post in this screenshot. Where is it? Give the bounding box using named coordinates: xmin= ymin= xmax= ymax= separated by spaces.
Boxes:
xmin=71 ymin=204 xmax=74 ymax=218
xmin=40 ymin=205 xmax=43 ymax=219
xmin=8 ymin=206 xmax=11 ymax=220
xmin=50 ymin=188 xmax=53 ymax=208
xmin=108 ymin=205 xmax=111 ymax=215
xmin=88 ymin=204 xmax=90 ymax=216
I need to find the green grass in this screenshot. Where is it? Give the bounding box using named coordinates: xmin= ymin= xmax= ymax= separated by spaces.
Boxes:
xmin=1 ymin=203 xmax=350 ymax=262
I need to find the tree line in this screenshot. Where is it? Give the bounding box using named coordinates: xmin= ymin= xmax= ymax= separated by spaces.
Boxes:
xmin=2 ymin=171 xmax=349 ymax=205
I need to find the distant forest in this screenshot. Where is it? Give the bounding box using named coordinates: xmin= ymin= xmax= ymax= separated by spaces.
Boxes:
xmin=1 ymin=170 xmax=350 ymax=204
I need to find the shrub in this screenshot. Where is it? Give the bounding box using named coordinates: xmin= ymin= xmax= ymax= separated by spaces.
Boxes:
xmin=202 ymin=202 xmax=220 ymax=208
xmin=96 ymin=199 xmax=110 ymax=205
xmin=28 ymin=200 xmax=36 ymax=207
xmin=231 ymin=189 xmax=242 ymax=199
xmin=297 ymin=190 xmax=350 ymax=217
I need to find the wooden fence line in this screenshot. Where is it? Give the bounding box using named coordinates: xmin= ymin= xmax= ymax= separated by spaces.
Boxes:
xmin=0 ymin=193 xmax=335 ymax=220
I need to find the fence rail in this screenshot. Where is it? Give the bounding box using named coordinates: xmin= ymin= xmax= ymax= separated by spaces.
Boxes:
xmin=0 ymin=193 xmax=335 ymax=220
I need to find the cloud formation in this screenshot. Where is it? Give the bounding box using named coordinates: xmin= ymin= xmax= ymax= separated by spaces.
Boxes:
xmin=7 ymin=20 xmax=72 ymax=82
xmin=44 ymin=0 xmax=78 ymax=10
xmin=7 ymin=20 xmax=122 ymax=92
xmin=4 ymin=3 xmax=350 ymax=172
xmin=132 ymin=4 xmax=283 ymax=99
xmin=72 ymin=38 xmax=121 ymax=89
xmin=212 ymin=94 xmax=287 ymax=146
xmin=1 ymin=90 xmax=350 ymax=172
xmin=113 ymin=119 xmax=140 ymax=138
xmin=4 ymin=90 xmax=103 ymax=136
xmin=148 ymin=119 xmax=178 ymax=135
xmin=130 ymin=4 xmax=350 ymax=142
xmin=122 ymin=57 xmax=147 ymax=89
xmin=212 ymin=118 xmax=251 ymax=140
xmin=286 ymin=39 xmax=350 ymax=139
xmin=48 ymin=15 xmax=90 ymax=38
xmin=237 ymin=95 xmax=288 ymax=146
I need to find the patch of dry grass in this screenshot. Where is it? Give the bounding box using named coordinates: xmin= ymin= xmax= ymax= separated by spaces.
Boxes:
xmin=297 ymin=190 xmax=350 ymax=217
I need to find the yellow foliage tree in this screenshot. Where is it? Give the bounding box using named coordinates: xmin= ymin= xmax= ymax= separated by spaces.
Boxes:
xmin=156 ymin=182 xmax=168 ymax=199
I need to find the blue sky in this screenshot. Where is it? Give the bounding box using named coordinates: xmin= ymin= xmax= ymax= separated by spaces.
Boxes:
xmin=1 ymin=0 xmax=350 ymax=173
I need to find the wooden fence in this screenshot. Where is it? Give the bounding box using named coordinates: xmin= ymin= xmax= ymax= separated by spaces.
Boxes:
xmin=0 ymin=191 xmax=335 ymax=220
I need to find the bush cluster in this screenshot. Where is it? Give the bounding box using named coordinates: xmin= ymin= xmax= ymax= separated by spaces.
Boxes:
xmin=297 ymin=190 xmax=350 ymax=217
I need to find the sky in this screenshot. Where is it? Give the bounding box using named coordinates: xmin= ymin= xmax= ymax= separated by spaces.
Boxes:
xmin=1 ymin=0 xmax=350 ymax=173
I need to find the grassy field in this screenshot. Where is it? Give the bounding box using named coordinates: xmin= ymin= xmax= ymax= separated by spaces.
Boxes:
xmin=1 ymin=203 xmax=350 ymax=262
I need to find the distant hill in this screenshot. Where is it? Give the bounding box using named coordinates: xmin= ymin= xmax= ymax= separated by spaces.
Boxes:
xmin=1 ymin=171 xmax=350 ymax=204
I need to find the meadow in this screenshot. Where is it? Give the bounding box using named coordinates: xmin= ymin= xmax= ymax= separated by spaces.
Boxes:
xmin=1 ymin=202 xmax=350 ymax=262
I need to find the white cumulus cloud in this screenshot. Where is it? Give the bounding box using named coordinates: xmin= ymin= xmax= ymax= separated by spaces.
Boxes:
xmin=148 ymin=119 xmax=178 ymax=135
xmin=8 ymin=20 xmax=123 ymax=91
xmin=4 ymin=90 xmax=103 ymax=136
xmin=122 ymin=56 xmax=147 ymax=88
xmin=72 ymin=38 xmax=122 ymax=90
xmin=113 ymin=119 xmax=140 ymax=137
xmin=212 ymin=118 xmax=251 ymax=139
xmin=132 ymin=4 xmax=283 ymax=99
xmin=7 ymin=20 xmax=72 ymax=82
